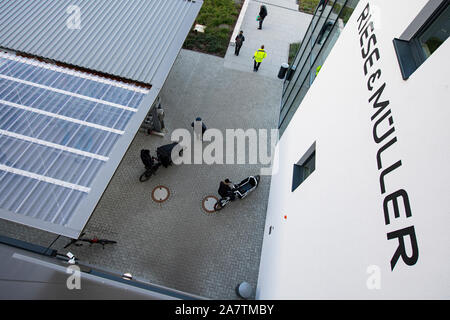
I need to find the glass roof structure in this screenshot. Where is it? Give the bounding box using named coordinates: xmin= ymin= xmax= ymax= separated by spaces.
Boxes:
xmin=0 ymin=52 xmax=149 ymax=238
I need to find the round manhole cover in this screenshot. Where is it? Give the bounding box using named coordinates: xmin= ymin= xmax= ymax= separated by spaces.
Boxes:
xmin=202 ymin=195 xmax=218 ymax=214
xmin=151 ymin=185 xmax=170 ymax=203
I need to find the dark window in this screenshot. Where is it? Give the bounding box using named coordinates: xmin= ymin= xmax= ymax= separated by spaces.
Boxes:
xmin=394 ymin=1 xmax=449 ymax=80
xmin=292 ymin=143 xmax=316 ymax=192
xmin=417 ymin=4 xmax=450 ymax=58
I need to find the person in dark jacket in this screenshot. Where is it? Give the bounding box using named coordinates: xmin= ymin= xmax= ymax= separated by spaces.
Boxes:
xmin=258 ymin=5 xmax=267 ymax=30
xmin=191 ymin=117 xmax=207 ymax=140
xmin=218 ymin=179 xmax=236 ymax=200
xmin=235 ymin=30 xmax=245 ymax=56
xmin=317 ymin=21 xmax=333 ymax=44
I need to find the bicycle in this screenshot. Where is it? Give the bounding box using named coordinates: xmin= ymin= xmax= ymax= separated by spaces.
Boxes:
xmin=139 ymin=142 xmax=184 ymax=182
xmin=214 ymin=175 xmax=260 ymax=211
xmin=64 ymin=232 xmax=117 ymax=250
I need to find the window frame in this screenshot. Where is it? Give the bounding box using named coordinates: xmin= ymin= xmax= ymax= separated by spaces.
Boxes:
xmin=292 ymin=142 xmax=316 ymax=192
xmin=393 ymin=0 xmax=449 ymax=80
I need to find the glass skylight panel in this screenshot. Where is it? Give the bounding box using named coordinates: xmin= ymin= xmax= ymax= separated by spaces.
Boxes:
xmin=0 ymin=53 xmax=148 ymax=237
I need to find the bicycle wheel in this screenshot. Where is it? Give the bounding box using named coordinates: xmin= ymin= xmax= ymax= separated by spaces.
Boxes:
xmin=214 ymin=202 xmax=223 ymax=211
xmin=214 ymin=199 xmax=227 ymax=211
xmin=139 ymin=171 xmax=151 ymax=182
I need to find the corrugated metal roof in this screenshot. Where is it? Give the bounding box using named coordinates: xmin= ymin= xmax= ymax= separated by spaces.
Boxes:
xmin=0 ymin=0 xmax=202 ymax=85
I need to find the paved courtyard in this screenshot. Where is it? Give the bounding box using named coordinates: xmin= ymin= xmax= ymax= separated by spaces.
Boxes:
xmin=0 ymin=0 xmax=312 ymax=299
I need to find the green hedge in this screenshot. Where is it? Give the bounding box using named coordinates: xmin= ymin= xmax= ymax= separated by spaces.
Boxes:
xmin=183 ymin=0 xmax=240 ymax=57
xmin=299 ymin=1 xmax=355 ymax=24
xmin=298 ymin=0 xmax=320 ymax=14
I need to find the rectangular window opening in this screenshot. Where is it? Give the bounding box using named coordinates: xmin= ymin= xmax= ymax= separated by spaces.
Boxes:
xmin=394 ymin=1 xmax=449 ymax=80
xmin=292 ymin=142 xmax=316 ymax=192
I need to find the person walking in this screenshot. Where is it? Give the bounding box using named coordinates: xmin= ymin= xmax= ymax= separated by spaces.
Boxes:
xmin=191 ymin=117 xmax=207 ymax=140
xmin=257 ymin=5 xmax=267 ymax=30
xmin=235 ymin=30 xmax=245 ymax=56
xmin=253 ymin=45 xmax=267 ymax=72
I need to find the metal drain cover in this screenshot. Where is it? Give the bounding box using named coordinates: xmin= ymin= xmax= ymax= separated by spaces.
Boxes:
xmin=151 ymin=185 xmax=170 ymax=203
xmin=202 ymin=195 xmax=218 ymax=214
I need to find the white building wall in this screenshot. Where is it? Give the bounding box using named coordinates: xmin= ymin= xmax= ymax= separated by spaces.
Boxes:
xmin=257 ymin=0 xmax=450 ymax=299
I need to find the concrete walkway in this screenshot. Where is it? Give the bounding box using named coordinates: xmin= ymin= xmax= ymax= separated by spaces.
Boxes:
xmin=224 ymin=0 xmax=312 ymax=78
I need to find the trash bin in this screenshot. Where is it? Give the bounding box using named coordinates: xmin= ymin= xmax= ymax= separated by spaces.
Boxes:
xmin=286 ymin=65 xmax=296 ymax=81
xmin=277 ymin=63 xmax=289 ymax=79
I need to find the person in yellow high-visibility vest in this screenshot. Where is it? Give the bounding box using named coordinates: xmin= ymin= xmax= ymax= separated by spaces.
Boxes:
xmin=253 ymin=45 xmax=267 ymax=72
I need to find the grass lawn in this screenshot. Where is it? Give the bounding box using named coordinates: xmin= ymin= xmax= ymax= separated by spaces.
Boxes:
xmin=183 ymin=0 xmax=241 ymax=57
